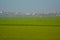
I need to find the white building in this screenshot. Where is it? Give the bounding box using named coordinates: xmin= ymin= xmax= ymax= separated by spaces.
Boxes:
xmin=25 ymin=13 xmax=31 ymax=15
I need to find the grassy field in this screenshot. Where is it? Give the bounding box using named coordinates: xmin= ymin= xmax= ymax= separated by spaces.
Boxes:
xmin=0 ymin=17 xmax=60 ymax=40
xmin=0 ymin=26 xmax=60 ymax=40
xmin=0 ymin=17 xmax=60 ymax=25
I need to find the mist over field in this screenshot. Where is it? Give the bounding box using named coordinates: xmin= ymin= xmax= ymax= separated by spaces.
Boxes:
xmin=0 ymin=0 xmax=60 ymax=40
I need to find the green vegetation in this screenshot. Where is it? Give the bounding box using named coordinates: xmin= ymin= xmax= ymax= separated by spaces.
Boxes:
xmin=0 ymin=17 xmax=60 ymax=25
xmin=0 ymin=26 xmax=60 ymax=40
xmin=0 ymin=17 xmax=60 ymax=40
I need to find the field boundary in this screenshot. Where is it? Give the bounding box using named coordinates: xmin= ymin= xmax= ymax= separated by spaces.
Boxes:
xmin=0 ymin=24 xmax=60 ymax=26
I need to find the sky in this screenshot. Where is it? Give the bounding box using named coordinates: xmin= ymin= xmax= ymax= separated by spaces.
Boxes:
xmin=0 ymin=0 xmax=60 ymax=13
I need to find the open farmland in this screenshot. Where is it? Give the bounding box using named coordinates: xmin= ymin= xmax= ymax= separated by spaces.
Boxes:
xmin=0 ymin=17 xmax=60 ymax=40
xmin=0 ymin=26 xmax=60 ymax=40
xmin=0 ymin=17 xmax=60 ymax=25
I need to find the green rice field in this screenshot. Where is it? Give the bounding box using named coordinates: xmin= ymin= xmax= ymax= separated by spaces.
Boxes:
xmin=0 ymin=17 xmax=60 ymax=25
xmin=0 ymin=17 xmax=60 ymax=40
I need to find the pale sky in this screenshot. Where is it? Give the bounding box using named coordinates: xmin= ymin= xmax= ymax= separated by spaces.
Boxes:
xmin=0 ymin=0 xmax=60 ymax=12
